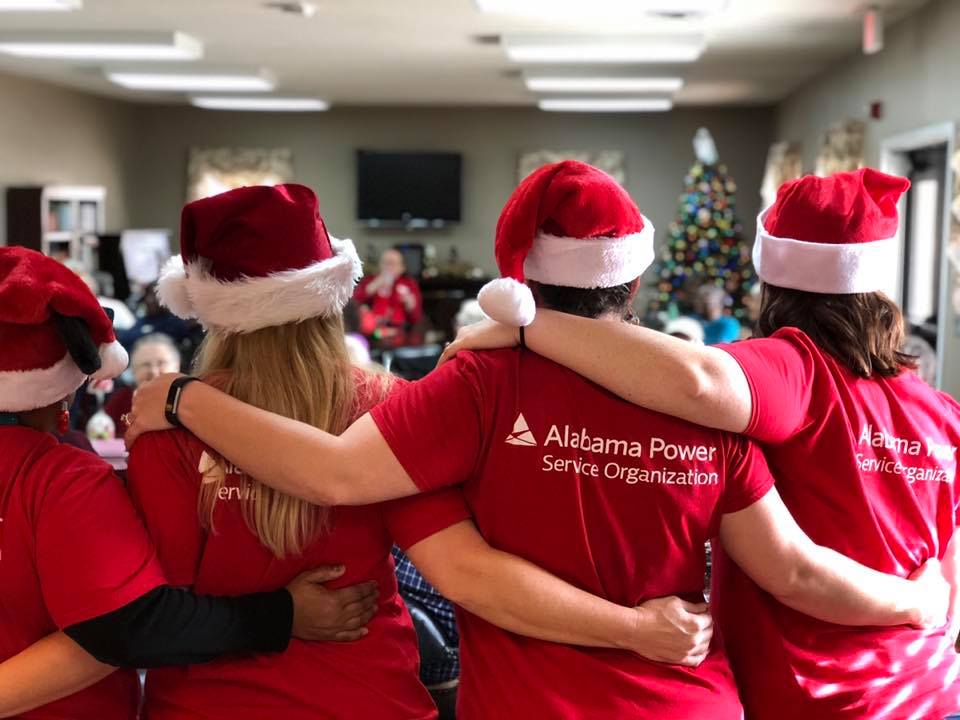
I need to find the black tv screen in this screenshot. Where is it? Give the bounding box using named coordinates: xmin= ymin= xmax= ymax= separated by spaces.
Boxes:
xmin=357 ymin=151 xmax=462 ymax=226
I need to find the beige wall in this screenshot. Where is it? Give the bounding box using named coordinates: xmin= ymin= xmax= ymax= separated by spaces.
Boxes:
xmin=0 ymin=69 xmax=773 ymax=278
xmin=775 ymin=0 xmax=960 ymax=397
xmin=125 ymin=104 xmax=774 ymax=275
xmin=0 ymin=71 xmax=136 ymax=245
xmin=0 ymin=69 xmax=773 ymax=291
xmin=776 ymin=0 xmax=960 ymax=170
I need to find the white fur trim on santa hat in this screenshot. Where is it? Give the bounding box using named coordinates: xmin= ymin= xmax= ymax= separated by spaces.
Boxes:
xmin=157 ymin=237 xmax=363 ymax=334
xmin=478 ymin=278 xmax=536 ymax=328
xmin=753 ymin=209 xmax=898 ymax=295
xmin=0 ymin=353 xmax=87 ymax=413
xmin=523 ymin=217 xmax=656 ymax=289
xmin=157 ymin=255 xmax=194 ymax=320
xmin=92 ymin=341 xmax=129 ymax=381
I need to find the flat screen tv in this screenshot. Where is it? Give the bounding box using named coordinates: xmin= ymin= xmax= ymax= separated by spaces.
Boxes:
xmin=357 ymin=150 xmax=462 ymax=227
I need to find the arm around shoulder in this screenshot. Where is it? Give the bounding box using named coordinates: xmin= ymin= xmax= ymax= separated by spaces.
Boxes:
xmin=518 ymin=311 xmax=752 ymax=433
xmin=128 ymin=376 xmax=418 ymax=507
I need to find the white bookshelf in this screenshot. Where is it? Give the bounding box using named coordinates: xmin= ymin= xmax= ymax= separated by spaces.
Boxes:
xmin=40 ymin=185 xmax=107 ymax=265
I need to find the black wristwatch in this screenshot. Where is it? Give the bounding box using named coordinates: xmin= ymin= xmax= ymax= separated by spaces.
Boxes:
xmin=165 ymin=376 xmax=200 ymax=428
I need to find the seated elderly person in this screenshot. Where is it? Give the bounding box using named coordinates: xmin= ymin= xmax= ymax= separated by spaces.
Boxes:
xmin=105 ymin=333 xmax=181 ymax=438
xmin=355 ymin=248 xmax=423 ymax=332
xmin=693 ymin=283 xmax=741 ymax=345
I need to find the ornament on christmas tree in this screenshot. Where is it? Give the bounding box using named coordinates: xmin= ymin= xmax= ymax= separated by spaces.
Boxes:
xmin=648 ymin=128 xmax=756 ymax=321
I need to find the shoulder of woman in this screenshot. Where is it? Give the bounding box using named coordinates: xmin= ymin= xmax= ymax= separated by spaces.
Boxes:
xmin=37 ymin=440 xmax=113 ymax=478
xmin=128 ymin=427 xmax=208 ymax=476
xmin=351 ymin=366 xmax=406 ymax=414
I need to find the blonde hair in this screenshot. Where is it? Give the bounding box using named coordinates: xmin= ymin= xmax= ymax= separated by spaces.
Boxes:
xmin=194 ymin=316 xmax=354 ymax=557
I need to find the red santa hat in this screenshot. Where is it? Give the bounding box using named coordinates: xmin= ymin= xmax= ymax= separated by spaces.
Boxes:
xmin=0 ymin=247 xmax=128 ymax=413
xmin=478 ymin=160 xmax=655 ymax=327
xmin=158 ymin=183 xmax=362 ymax=334
xmin=754 ymin=168 xmax=910 ymax=295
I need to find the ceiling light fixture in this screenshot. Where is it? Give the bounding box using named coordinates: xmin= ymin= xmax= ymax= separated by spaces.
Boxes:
xmin=477 ymin=0 xmax=726 ymax=17
xmin=106 ymin=67 xmax=275 ymax=92
xmin=0 ymin=0 xmax=80 ymax=10
xmin=0 ymin=32 xmax=202 ymax=60
xmin=191 ymin=96 xmax=329 ymax=111
xmin=504 ymin=35 xmax=705 ymax=64
xmin=525 ymin=75 xmax=684 ymax=93
xmin=538 ymin=98 xmax=673 ymax=112
xmin=263 ymin=1 xmax=317 ymax=17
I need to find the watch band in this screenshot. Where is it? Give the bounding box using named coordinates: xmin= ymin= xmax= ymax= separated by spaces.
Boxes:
xmin=165 ymin=376 xmax=200 ymax=428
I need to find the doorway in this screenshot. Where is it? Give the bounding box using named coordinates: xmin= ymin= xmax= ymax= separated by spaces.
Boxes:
xmin=901 ymin=145 xmax=947 ymax=348
xmin=881 ymin=123 xmax=957 ymax=393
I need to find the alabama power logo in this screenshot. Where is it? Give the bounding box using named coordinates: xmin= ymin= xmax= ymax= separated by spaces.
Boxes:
xmin=504 ymin=411 xmax=720 ymax=487
xmin=198 ymin=451 xmax=253 ymax=501
xmin=505 ymin=413 xmax=537 ymax=446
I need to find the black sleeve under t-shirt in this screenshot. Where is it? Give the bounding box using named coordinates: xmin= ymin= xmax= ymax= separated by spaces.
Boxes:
xmin=64 ymin=585 xmax=292 ymax=668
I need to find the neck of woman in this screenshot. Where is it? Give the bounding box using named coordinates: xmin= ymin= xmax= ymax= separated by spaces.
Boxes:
xmin=1 ymin=405 xmax=60 ymax=434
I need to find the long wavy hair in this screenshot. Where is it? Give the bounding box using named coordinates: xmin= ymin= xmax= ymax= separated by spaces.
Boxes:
xmin=756 ymin=284 xmax=917 ymax=379
xmin=193 ymin=315 xmax=354 ymax=557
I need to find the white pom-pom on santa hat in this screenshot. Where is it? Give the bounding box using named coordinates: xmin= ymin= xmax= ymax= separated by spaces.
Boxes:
xmin=478 ymin=160 xmax=655 ymax=327
xmin=91 ymin=341 xmax=129 ymax=381
xmin=478 ymin=278 xmax=536 ymax=327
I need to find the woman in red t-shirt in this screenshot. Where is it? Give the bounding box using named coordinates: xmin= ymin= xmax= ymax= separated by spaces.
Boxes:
xmin=126 ymin=184 xmax=722 ymax=720
xmin=354 ymin=248 xmax=423 ymax=331
xmin=0 ymin=248 xmax=381 ymax=720
xmin=443 ymin=169 xmax=960 ymax=720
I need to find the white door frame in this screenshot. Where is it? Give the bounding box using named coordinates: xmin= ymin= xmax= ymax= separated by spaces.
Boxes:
xmin=880 ymin=121 xmax=956 ymax=390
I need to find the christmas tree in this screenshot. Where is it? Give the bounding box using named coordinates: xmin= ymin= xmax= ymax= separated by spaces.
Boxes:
xmin=649 ymin=154 xmax=756 ymax=322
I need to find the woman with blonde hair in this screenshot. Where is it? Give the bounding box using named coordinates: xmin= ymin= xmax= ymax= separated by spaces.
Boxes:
xmin=0 ymin=247 xmax=376 ymax=719
xmin=127 ymin=184 xmax=720 ymax=720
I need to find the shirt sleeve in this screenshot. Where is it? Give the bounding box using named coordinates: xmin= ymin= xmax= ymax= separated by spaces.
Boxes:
xmin=382 ymin=487 xmax=473 ymax=551
xmin=65 ymin=585 xmax=292 ymax=668
xmin=719 ymin=435 xmax=776 ymax=515
xmin=720 ymin=333 xmax=817 ymax=444
xmin=369 ymin=353 xmax=487 ymax=493
xmin=33 ymin=448 xmax=167 ymax=629
xmin=126 ymin=430 xmax=206 ymax=587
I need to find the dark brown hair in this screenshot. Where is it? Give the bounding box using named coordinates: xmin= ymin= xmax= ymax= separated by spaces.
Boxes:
xmin=529 ymin=279 xmax=639 ymax=321
xmin=756 ymin=284 xmax=916 ymax=379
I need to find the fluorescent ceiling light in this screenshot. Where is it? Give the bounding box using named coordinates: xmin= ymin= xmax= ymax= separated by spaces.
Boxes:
xmin=525 ymin=75 xmax=684 ymax=93
xmin=106 ymin=68 xmax=275 ymax=92
xmin=538 ymin=98 xmax=673 ymax=112
xmin=0 ymin=32 xmax=202 ymax=60
xmin=477 ymin=0 xmax=726 ymax=17
xmin=0 ymin=0 xmax=80 ymax=10
xmin=191 ymin=96 xmax=329 ymax=111
xmin=504 ymin=35 xmax=705 ymax=64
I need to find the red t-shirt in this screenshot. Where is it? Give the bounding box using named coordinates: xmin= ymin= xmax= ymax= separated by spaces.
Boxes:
xmin=370 ymin=348 xmax=775 ymax=719
xmin=0 ymin=426 xmax=165 ymax=720
xmin=355 ymin=275 xmax=423 ymax=327
xmin=716 ymin=327 xmax=960 ymax=720
xmin=125 ymin=372 xmax=450 ymax=720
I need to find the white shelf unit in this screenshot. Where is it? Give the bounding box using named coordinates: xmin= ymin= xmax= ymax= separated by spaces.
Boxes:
xmin=40 ymin=185 xmax=107 ymax=265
